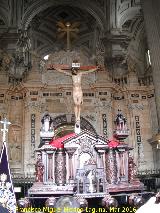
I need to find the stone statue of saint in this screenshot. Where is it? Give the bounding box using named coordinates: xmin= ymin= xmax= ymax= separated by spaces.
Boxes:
xmin=115 ymin=109 xmax=127 ymax=130
xmin=41 ymin=113 xmax=53 ymax=132
xmin=87 ymin=170 xmax=96 ymax=193
xmin=35 ymin=155 xmax=44 ymax=182
xmin=9 ymin=135 xmax=21 ymax=162
xmin=52 ymin=65 xmax=97 ymax=130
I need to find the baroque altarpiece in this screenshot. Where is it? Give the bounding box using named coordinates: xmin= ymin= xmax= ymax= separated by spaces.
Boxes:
xmin=0 ymin=0 xmax=159 ymax=188
xmin=0 ymin=49 xmax=156 ymax=177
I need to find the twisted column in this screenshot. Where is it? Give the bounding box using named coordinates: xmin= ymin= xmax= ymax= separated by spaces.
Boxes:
xmin=55 ymin=148 xmax=66 ymax=185
xmin=106 ymin=149 xmax=117 ymax=184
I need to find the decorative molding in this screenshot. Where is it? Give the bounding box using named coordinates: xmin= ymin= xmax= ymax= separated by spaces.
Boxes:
xmin=85 ymin=115 xmax=96 ymax=122
xmin=128 ymin=103 xmax=144 ymax=110
xmin=52 ymin=114 xmax=97 ymax=134
xmin=102 ymin=114 xmax=107 ymax=137
xmin=31 ymin=114 xmax=36 ymax=158
xmin=24 ymin=100 xmax=45 ymax=112
xmin=135 ymin=115 xmax=144 ymax=166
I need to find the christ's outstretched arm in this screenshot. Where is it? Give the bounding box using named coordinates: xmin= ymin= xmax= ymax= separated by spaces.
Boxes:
xmin=80 ymin=67 xmax=97 ymax=75
xmin=53 ymin=66 xmax=72 ymax=76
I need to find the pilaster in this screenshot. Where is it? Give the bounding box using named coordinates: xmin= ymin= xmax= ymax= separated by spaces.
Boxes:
xmin=142 ymin=0 xmax=160 ymax=130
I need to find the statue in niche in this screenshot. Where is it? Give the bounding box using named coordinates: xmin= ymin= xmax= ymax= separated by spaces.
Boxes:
xmin=86 ymin=169 xmax=97 ymax=193
xmin=10 ymin=143 xmax=21 ymax=162
xmin=9 ymin=134 xmax=21 ymax=162
xmin=114 ymin=109 xmax=127 ymax=130
xmin=35 ymin=154 xmax=44 ymax=182
xmin=41 ymin=113 xmax=53 ymax=132
xmin=52 ymin=63 xmax=97 ymax=131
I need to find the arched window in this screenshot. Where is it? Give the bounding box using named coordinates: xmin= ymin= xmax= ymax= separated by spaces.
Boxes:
xmin=146 ymin=49 xmax=151 ymax=67
xmin=44 ymin=55 xmax=49 ymax=60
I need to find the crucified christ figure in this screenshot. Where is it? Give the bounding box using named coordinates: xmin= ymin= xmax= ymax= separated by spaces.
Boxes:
xmin=52 ymin=65 xmax=97 ymax=130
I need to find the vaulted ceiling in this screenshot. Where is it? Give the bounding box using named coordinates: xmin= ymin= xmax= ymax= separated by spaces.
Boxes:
xmin=0 ymin=0 xmax=148 ymax=78
xmin=30 ymin=5 xmax=100 ymax=57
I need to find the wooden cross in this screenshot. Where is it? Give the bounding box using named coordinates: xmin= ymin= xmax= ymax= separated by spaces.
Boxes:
xmin=0 ymin=118 xmax=11 ymax=143
xmin=57 ymin=21 xmax=79 ymax=50
xmin=47 ymin=64 xmax=97 ymax=71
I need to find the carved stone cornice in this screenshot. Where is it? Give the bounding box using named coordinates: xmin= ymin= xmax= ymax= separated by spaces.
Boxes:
xmin=24 ymin=100 xmax=45 ymax=112
xmin=102 ymin=33 xmax=130 ymax=46
xmin=105 ymin=56 xmax=126 ymax=67
xmin=128 ymin=103 xmax=144 ymax=111
xmin=7 ymin=83 xmax=28 ymax=95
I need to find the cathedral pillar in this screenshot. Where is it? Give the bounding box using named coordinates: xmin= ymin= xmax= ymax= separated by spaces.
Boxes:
xmin=45 ymin=150 xmax=56 ymax=183
xmin=142 ymin=0 xmax=160 ymax=169
xmin=142 ymin=0 xmax=160 ymax=130
xmin=9 ymin=0 xmax=24 ymax=27
xmin=65 ymin=148 xmax=77 ymax=182
xmin=23 ymin=96 xmax=42 ymax=174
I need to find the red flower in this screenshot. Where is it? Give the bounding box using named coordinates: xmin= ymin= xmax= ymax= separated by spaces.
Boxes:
xmin=108 ymin=139 xmax=119 ymax=148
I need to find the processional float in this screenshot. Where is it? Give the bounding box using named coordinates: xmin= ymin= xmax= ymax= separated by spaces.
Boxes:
xmin=16 ymin=21 xmax=154 ymax=211
xmin=18 ymin=110 xmax=147 ymax=210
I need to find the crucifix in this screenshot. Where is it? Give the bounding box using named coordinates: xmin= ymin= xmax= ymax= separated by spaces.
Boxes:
xmin=0 ymin=118 xmax=11 ymax=143
xmin=47 ymin=21 xmax=98 ymax=134
xmin=57 ymin=21 xmax=79 ymax=50
xmin=48 ymin=63 xmax=97 ymax=134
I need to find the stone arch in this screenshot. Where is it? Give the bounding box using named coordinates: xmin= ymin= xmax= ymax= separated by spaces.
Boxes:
xmin=78 ymin=151 xmax=93 ymax=168
xmin=126 ymin=19 xmax=146 ymax=75
xmin=20 ymin=0 xmax=106 ymax=31
xmin=39 ymin=32 xmax=94 ymax=58
xmin=33 ymin=31 xmax=54 ymax=47
xmin=32 ymin=31 xmax=55 ymax=56
xmin=52 ymin=114 xmax=97 ymax=135
xmin=118 ymin=8 xmax=140 ymax=28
